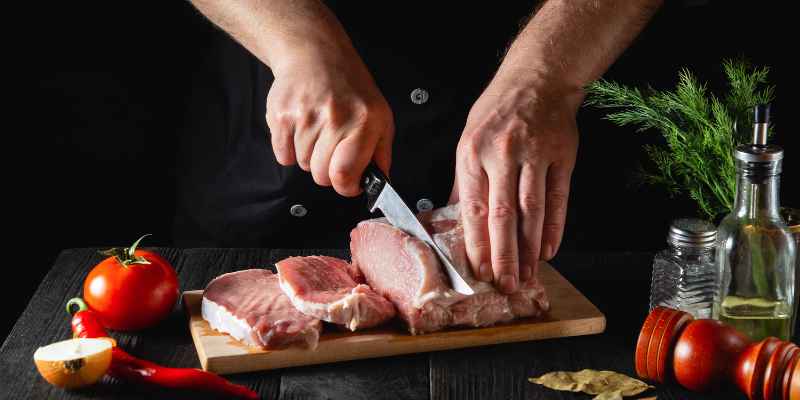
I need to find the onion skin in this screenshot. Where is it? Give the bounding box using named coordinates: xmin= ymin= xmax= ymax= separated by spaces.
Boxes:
xmin=34 ymin=338 xmax=112 ymax=389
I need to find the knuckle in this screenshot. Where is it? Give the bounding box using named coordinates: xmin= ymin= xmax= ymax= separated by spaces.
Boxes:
xmin=322 ymin=100 xmax=346 ymax=129
xmin=265 ymin=110 xmax=281 ymax=131
xmin=489 ymin=204 xmax=516 ymax=220
xmin=508 ymin=117 xmax=531 ymax=134
xmin=542 ymin=221 xmax=563 ymax=235
xmin=274 ymin=155 xmax=290 ymax=166
xmin=351 ymin=104 xmax=370 ymax=129
xmin=265 ymin=110 xmax=274 ymax=128
xmin=274 ymin=150 xmax=294 ymax=166
xmin=462 ymin=200 xmax=489 ymax=220
xmin=355 ymin=98 xmax=391 ymax=131
xmin=518 ymin=239 xmax=540 ymax=259
xmin=457 ymin=134 xmax=481 ymax=158
xmin=490 ymin=134 xmax=515 ymax=156
xmin=296 ymin=154 xmax=311 ymax=170
xmin=469 ymin=237 xmax=491 ymax=253
xmin=546 ymin=191 xmax=569 ymax=216
xmin=330 ymin=167 xmax=356 ymax=188
xmin=547 ymin=190 xmax=569 ymax=206
xmin=298 ymin=111 xmax=317 ymax=130
xmin=312 ymin=174 xmax=331 ymax=187
xmin=519 ymin=194 xmax=545 ymax=215
xmin=492 ymin=253 xmax=518 ymax=270
xmin=311 ymin=166 xmax=331 ymax=186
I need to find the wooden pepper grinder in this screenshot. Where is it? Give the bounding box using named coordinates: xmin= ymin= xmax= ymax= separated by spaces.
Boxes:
xmin=636 ymin=306 xmax=800 ymax=400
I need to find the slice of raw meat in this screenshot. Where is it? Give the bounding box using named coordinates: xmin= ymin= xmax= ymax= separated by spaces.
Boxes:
xmin=202 ymin=269 xmax=321 ymax=349
xmin=276 ymin=255 xmax=396 ymax=331
xmin=350 ymin=203 xmax=549 ymax=334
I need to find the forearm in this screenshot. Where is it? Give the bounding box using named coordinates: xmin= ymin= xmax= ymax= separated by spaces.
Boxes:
xmin=188 ymin=0 xmax=358 ymax=74
xmin=495 ymin=0 xmax=663 ymax=106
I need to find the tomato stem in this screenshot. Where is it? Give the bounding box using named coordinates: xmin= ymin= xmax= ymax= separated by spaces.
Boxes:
xmin=66 ymin=297 xmax=88 ymax=316
xmin=99 ymin=234 xmax=153 ymax=267
xmin=127 ymin=234 xmax=151 ymax=259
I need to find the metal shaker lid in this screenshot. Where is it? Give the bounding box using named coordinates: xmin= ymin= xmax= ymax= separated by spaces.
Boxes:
xmin=668 ymin=218 xmax=717 ymax=248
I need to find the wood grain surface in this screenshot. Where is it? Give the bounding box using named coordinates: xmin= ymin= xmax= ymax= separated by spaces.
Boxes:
xmin=0 ymin=248 xmax=752 ymax=400
xmin=185 ymin=262 xmax=605 ymax=374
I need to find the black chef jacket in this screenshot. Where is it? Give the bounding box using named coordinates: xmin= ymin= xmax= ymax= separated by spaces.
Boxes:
xmin=174 ymin=2 xmax=539 ymax=248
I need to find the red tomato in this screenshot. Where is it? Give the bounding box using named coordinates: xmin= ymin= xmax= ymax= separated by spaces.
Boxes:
xmin=83 ymin=235 xmax=179 ymax=331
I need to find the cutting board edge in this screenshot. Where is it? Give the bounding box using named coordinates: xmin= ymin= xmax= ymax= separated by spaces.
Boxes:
xmin=202 ymin=313 xmax=606 ymax=375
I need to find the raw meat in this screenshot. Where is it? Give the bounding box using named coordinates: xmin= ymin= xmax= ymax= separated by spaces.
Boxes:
xmin=276 ymin=255 xmax=396 ymax=330
xmin=202 ymin=269 xmax=322 ymax=349
xmin=350 ymin=203 xmax=549 ymax=334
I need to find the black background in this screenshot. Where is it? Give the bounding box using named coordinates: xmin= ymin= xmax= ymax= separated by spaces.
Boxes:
xmin=6 ymin=1 xmax=797 ymax=342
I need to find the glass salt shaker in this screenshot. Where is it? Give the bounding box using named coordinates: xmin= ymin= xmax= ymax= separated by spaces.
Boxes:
xmin=649 ymin=218 xmax=718 ymax=318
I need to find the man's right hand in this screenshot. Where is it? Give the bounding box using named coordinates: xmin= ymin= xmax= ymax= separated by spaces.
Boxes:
xmin=188 ymin=0 xmax=394 ymax=196
xmin=266 ymin=48 xmax=394 ymax=197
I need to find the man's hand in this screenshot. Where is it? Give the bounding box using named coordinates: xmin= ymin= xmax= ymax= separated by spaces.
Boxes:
xmin=188 ymin=0 xmax=394 ymax=196
xmin=267 ymin=50 xmax=393 ymax=196
xmin=450 ymin=0 xmax=662 ymax=293
xmin=452 ymin=74 xmax=580 ymax=294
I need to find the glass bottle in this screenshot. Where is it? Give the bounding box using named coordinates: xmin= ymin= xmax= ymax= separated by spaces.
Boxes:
xmin=713 ymin=104 xmax=797 ymax=341
xmin=650 ymin=218 xmax=717 ymax=318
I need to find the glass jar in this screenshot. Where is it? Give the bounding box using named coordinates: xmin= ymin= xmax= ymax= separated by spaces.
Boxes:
xmin=650 ymin=218 xmax=717 ymax=318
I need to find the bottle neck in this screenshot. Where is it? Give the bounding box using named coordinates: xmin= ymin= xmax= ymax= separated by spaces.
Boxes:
xmin=732 ymin=173 xmax=781 ymax=219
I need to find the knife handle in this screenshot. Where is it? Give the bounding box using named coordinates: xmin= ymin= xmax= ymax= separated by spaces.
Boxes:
xmin=362 ymin=161 xmax=388 ymax=212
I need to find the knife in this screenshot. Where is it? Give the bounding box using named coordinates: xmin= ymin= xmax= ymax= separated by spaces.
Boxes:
xmin=362 ymin=162 xmax=475 ymax=295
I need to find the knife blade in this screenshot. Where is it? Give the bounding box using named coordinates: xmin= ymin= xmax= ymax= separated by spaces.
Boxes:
xmin=362 ymin=162 xmax=475 ymax=295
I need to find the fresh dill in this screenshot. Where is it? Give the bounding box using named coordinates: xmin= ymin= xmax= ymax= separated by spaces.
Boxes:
xmin=584 ymin=59 xmax=775 ymax=220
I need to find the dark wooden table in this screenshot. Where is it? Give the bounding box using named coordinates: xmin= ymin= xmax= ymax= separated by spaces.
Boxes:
xmin=1 ymin=248 xmax=753 ymax=399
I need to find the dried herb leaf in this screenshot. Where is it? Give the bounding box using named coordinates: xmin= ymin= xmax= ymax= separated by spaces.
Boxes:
xmin=529 ymin=369 xmax=653 ymax=398
xmin=593 ymin=390 xmax=623 ymax=400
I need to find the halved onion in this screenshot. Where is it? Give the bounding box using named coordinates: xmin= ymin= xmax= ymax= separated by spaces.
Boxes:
xmin=33 ymin=338 xmax=112 ymax=389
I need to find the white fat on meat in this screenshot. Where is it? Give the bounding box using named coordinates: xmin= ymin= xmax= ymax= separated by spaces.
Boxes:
xmin=350 ymin=203 xmax=550 ymax=334
xmin=202 ymin=269 xmax=321 ymax=349
xmin=276 ymin=256 xmax=396 ymax=331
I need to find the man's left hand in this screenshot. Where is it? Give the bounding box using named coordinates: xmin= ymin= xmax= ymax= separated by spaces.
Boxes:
xmin=451 ymin=73 xmax=581 ymax=294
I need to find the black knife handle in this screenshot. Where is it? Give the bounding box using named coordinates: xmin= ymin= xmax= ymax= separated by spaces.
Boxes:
xmin=362 ymin=161 xmax=388 ymax=211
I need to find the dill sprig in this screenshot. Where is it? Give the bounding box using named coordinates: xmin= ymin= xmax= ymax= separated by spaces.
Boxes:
xmin=584 ymin=59 xmax=775 ymax=220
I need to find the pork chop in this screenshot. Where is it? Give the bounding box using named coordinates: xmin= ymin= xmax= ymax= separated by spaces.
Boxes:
xmin=350 ymin=203 xmax=549 ymax=334
xmin=202 ymin=269 xmax=322 ymax=349
xmin=276 ymin=255 xmax=396 ymax=330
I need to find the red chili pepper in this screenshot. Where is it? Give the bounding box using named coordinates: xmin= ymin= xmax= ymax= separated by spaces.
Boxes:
xmin=67 ymin=298 xmax=111 ymax=340
xmin=67 ymin=298 xmax=258 ymax=399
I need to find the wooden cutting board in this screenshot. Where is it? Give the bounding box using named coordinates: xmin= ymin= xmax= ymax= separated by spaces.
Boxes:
xmin=183 ymin=262 xmax=605 ymax=375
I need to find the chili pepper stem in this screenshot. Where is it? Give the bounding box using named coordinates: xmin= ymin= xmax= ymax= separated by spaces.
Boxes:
xmin=66 ymin=297 xmax=88 ymax=315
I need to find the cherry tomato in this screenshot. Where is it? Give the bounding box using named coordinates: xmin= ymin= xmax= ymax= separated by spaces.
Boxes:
xmin=83 ymin=235 xmax=179 ymax=331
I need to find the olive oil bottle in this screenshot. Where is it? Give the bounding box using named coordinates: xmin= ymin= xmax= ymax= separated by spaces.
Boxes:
xmin=713 ymin=104 xmax=797 ymax=341
xmin=719 ymin=296 xmax=791 ymax=341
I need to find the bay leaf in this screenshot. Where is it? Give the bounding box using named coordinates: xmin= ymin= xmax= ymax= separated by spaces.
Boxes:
xmin=593 ymin=390 xmax=623 ymax=400
xmin=529 ymin=369 xmax=653 ymax=398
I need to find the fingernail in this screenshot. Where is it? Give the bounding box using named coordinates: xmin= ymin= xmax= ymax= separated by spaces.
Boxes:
xmin=542 ymin=244 xmax=553 ymax=261
xmin=519 ymin=264 xmax=531 ymax=281
xmin=479 ymin=263 xmax=492 ymax=282
xmin=499 ymin=274 xmax=518 ymax=294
